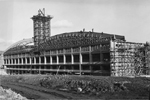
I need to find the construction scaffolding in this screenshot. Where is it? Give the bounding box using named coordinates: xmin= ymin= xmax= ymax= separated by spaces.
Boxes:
xmin=110 ymin=39 xmax=150 ymax=77
xmin=31 ymin=8 xmax=53 ymax=48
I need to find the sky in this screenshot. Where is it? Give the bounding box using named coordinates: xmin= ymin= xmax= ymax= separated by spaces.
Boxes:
xmin=0 ymin=0 xmax=150 ymax=51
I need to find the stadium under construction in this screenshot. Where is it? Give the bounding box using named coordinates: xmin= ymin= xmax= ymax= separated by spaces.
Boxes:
xmin=3 ymin=9 xmax=150 ymax=76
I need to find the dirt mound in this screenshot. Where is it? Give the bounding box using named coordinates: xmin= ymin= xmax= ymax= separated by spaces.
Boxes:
xmin=0 ymin=69 xmax=7 ymax=75
xmin=0 ymin=86 xmax=28 ymax=100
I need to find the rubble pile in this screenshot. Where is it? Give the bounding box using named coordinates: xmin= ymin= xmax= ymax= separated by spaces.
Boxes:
xmin=0 ymin=86 xmax=28 ymax=100
xmin=39 ymin=75 xmax=129 ymax=95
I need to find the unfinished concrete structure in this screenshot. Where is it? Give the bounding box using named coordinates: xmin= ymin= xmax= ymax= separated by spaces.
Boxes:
xmin=0 ymin=51 xmax=4 ymax=68
xmin=3 ymin=9 xmax=150 ymax=76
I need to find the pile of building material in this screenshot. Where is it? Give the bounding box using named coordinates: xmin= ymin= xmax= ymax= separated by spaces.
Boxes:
xmin=0 ymin=69 xmax=7 ymax=75
xmin=0 ymin=86 xmax=28 ymax=100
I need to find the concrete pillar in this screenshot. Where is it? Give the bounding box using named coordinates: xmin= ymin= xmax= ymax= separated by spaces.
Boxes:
xmin=11 ymin=59 xmax=13 ymax=65
xmin=9 ymin=59 xmax=11 ymax=64
xmin=57 ymin=56 xmax=59 ymax=64
xmin=39 ymin=57 xmax=41 ymax=64
xmin=8 ymin=59 xmax=10 ymax=64
xmin=34 ymin=57 xmax=36 ymax=64
xmin=44 ymin=56 xmax=46 ymax=64
xmin=21 ymin=58 xmax=23 ymax=65
xmin=25 ymin=58 xmax=27 ymax=64
xmin=50 ymin=56 xmax=52 ymax=64
xmin=63 ymin=55 xmax=66 ymax=64
xmin=18 ymin=59 xmax=20 ymax=64
xmin=80 ymin=54 xmax=82 ymax=64
xmin=71 ymin=54 xmax=74 ymax=64
xmin=79 ymin=47 xmax=82 ymax=75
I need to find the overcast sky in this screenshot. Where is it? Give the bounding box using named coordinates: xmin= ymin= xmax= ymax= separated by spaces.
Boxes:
xmin=0 ymin=0 xmax=150 ymax=51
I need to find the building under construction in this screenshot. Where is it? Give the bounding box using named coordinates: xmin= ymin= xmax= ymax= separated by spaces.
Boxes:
xmin=3 ymin=9 xmax=150 ymax=76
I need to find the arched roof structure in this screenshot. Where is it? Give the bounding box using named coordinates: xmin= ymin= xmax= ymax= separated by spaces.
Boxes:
xmin=4 ymin=31 xmax=125 ymax=55
xmin=36 ymin=31 xmax=125 ymax=51
xmin=4 ymin=38 xmax=34 ymax=55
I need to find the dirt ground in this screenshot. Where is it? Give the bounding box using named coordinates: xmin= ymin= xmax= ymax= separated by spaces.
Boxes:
xmin=0 ymin=75 xmax=101 ymax=99
xmin=0 ymin=75 xmax=150 ymax=100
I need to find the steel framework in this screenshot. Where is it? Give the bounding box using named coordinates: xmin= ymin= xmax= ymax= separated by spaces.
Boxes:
xmin=110 ymin=38 xmax=150 ymax=76
xmin=31 ymin=8 xmax=53 ymax=48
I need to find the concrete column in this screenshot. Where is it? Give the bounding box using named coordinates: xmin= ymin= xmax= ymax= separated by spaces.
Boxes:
xmin=11 ymin=59 xmax=13 ymax=65
xmin=34 ymin=57 xmax=36 ymax=64
xmin=39 ymin=57 xmax=41 ymax=64
xmin=8 ymin=59 xmax=10 ymax=64
xmin=80 ymin=54 xmax=82 ymax=64
xmin=89 ymin=46 xmax=91 ymax=52
xmin=63 ymin=55 xmax=66 ymax=64
xmin=50 ymin=56 xmax=52 ymax=64
xmin=18 ymin=59 xmax=20 ymax=64
xmin=44 ymin=56 xmax=46 ymax=64
xmin=57 ymin=56 xmax=59 ymax=64
xmin=79 ymin=54 xmax=82 ymax=76
xmin=21 ymin=58 xmax=23 ymax=65
xmin=25 ymin=58 xmax=27 ymax=64
xmin=79 ymin=47 xmax=82 ymax=75
xmin=71 ymin=54 xmax=74 ymax=64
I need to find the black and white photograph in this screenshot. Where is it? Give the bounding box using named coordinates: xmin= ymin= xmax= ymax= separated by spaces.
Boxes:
xmin=0 ymin=0 xmax=150 ymax=99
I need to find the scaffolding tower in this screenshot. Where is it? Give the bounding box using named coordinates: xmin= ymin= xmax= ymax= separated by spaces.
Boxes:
xmin=31 ymin=8 xmax=53 ymax=48
xmin=110 ymin=38 xmax=150 ymax=77
xmin=30 ymin=9 xmax=53 ymax=74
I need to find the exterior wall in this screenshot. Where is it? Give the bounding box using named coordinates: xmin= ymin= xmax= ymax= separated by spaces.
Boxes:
xmin=3 ymin=39 xmax=111 ymax=75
